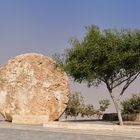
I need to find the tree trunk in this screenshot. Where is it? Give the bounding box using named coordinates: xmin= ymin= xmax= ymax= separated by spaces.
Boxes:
xmin=109 ymin=92 xmax=123 ymax=125
xmin=114 ymin=101 xmax=123 ymax=125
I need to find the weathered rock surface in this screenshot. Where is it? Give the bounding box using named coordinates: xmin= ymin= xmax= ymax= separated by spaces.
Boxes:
xmin=0 ymin=53 xmax=70 ymax=124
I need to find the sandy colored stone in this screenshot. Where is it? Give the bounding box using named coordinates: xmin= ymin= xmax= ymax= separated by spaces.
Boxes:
xmin=0 ymin=53 xmax=70 ymax=123
xmin=43 ymin=122 xmax=140 ymax=133
xmin=12 ymin=115 xmax=49 ymax=124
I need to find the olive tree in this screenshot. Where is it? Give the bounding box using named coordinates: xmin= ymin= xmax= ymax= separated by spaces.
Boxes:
xmin=98 ymin=99 xmax=110 ymax=115
xmin=81 ymin=104 xmax=96 ymax=118
xmin=64 ymin=92 xmax=85 ymax=120
xmin=64 ymin=91 xmax=109 ymax=119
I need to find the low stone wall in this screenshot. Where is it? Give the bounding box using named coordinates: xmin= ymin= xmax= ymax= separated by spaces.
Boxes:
xmin=103 ymin=113 xmax=140 ymax=122
xmin=43 ymin=121 xmax=140 ymax=134
xmin=12 ymin=115 xmax=49 ymax=124
xmin=102 ymin=113 xmax=118 ymax=121
xmin=123 ymin=113 xmax=140 ymax=121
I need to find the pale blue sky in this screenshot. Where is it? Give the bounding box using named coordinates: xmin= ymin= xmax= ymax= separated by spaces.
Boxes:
xmin=0 ymin=0 xmax=140 ymax=111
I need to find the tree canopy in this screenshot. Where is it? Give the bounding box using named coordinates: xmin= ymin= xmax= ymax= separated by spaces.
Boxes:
xmin=64 ymin=26 xmax=140 ymax=88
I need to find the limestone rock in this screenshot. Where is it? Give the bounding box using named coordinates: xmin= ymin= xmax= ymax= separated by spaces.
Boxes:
xmin=0 ymin=53 xmax=70 ymax=123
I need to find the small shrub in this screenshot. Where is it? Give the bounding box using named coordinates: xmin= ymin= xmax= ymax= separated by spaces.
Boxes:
xmin=121 ymin=94 xmax=140 ymax=114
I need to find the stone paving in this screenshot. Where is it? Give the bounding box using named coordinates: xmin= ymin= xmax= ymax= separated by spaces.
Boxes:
xmin=0 ymin=115 xmax=140 ymax=140
xmin=0 ymin=127 xmax=140 ymax=140
xmin=0 ymin=121 xmax=140 ymax=140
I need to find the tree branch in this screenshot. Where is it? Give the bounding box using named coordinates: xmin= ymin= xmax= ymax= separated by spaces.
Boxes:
xmin=109 ymin=72 xmax=129 ymax=86
xmin=104 ymin=79 xmax=112 ymax=93
xmin=112 ymin=73 xmax=136 ymax=90
xmin=118 ymin=72 xmax=140 ymax=101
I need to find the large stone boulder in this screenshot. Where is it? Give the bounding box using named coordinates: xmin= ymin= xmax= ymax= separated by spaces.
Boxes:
xmin=0 ymin=53 xmax=70 ymax=124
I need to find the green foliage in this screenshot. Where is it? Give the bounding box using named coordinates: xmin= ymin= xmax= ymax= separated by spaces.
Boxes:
xmin=56 ymin=25 xmax=140 ymax=124
xmin=52 ymin=53 xmax=66 ymax=70
xmin=64 ymin=92 xmax=110 ymax=119
xmin=121 ymin=94 xmax=140 ymax=114
xmin=64 ymin=92 xmax=84 ymax=119
xmin=81 ymin=104 xmax=96 ymax=118
xmin=99 ymin=99 xmax=110 ymax=112
xmin=64 ymin=25 xmax=140 ymax=87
